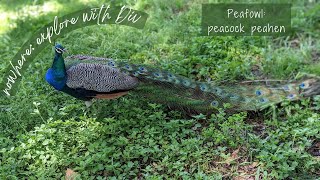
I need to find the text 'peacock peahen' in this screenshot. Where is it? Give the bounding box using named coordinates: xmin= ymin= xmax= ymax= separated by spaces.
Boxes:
xmin=46 ymin=44 xmax=320 ymax=115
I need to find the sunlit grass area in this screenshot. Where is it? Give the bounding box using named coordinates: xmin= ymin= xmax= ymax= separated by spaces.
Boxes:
xmin=0 ymin=1 xmax=64 ymax=34
xmin=0 ymin=0 xmax=319 ymax=179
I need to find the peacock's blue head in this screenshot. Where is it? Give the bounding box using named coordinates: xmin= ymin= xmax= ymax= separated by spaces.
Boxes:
xmin=55 ymin=44 xmax=66 ymax=54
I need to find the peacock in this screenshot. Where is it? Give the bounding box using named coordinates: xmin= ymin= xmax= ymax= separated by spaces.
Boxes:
xmin=46 ymin=44 xmax=320 ymax=115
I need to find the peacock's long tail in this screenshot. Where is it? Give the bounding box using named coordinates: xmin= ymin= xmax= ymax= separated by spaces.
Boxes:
xmin=65 ymin=55 xmax=320 ymax=114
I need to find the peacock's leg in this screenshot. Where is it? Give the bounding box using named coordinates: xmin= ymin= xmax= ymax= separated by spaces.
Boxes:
xmin=85 ymin=101 xmax=93 ymax=108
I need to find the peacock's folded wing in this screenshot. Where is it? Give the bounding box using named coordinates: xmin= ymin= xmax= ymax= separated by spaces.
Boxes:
xmin=61 ymin=56 xmax=139 ymax=100
xmin=65 ymin=63 xmax=139 ymax=93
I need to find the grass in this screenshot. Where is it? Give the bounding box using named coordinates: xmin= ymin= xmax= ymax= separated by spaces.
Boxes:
xmin=0 ymin=0 xmax=319 ymax=179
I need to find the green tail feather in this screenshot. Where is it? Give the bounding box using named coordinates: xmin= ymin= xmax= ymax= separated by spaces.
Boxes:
xmin=65 ymin=55 xmax=320 ymax=114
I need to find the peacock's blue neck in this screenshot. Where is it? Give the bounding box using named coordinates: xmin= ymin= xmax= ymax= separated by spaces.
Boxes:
xmin=52 ymin=53 xmax=66 ymax=71
xmin=46 ymin=52 xmax=67 ymax=90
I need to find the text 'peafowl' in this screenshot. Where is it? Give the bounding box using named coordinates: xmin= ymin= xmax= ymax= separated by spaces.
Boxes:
xmin=46 ymin=44 xmax=320 ymax=115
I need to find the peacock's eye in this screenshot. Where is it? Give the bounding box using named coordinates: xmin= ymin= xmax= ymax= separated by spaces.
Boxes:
xmin=168 ymin=74 xmax=173 ymax=78
xmin=55 ymin=47 xmax=64 ymax=54
xmin=211 ymin=101 xmax=219 ymax=107
xmin=255 ymin=90 xmax=262 ymax=96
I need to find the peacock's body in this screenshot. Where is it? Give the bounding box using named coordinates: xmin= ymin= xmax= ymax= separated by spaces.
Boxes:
xmin=46 ymin=44 xmax=320 ymax=114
